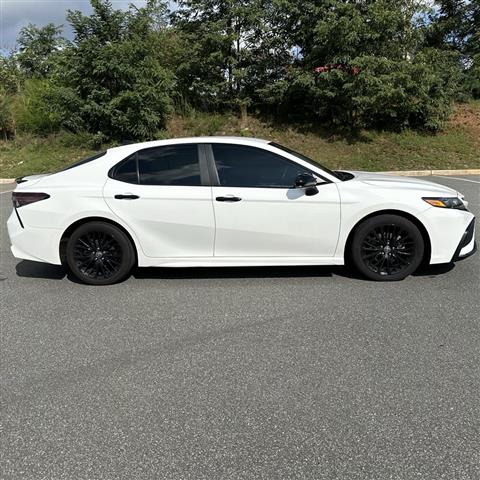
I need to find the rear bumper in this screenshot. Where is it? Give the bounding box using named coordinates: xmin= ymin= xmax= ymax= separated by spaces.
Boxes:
xmin=451 ymin=218 xmax=476 ymax=262
xmin=7 ymin=210 xmax=62 ymax=265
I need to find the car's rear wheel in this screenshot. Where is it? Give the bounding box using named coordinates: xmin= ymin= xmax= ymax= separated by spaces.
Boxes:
xmin=66 ymin=222 xmax=135 ymax=285
xmin=351 ymin=214 xmax=424 ymax=281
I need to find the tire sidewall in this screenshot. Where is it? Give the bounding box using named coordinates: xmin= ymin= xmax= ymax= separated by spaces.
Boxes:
xmin=351 ymin=215 xmax=425 ymax=281
xmin=66 ymin=222 xmax=135 ymax=285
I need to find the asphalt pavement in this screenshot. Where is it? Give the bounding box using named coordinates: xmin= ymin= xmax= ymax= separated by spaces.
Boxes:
xmin=1 ymin=176 xmax=479 ymax=479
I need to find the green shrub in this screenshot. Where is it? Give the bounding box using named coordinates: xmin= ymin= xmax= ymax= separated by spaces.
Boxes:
xmin=57 ymin=130 xmax=108 ymax=150
xmin=16 ymin=80 xmax=68 ymax=135
xmin=55 ymin=1 xmax=174 ymax=141
xmin=267 ymin=49 xmax=459 ymax=132
xmin=16 ymin=78 xmax=86 ymax=136
xmin=0 ymin=57 xmax=21 ymax=95
xmin=464 ymin=55 xmax=480 ymax=99
xmin=348 ymin=51 xmax=459 ymax=131
xmin=0 ymin=91 xmax=15 ymax=140
xmin=181 ymin=110 xmax=229 ymax=136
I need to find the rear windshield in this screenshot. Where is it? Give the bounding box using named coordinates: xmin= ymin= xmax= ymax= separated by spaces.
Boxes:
xmin=60 ymin=151 xmax=106 ymax=171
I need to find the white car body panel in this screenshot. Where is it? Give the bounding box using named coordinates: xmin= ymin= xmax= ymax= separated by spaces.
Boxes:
xmin=7 ymin=136 xmax=476 ymax=271
xmin=211 ymin=183 xmax=341 ymax=257
xmin=103 ymin=179 xmax=215 ymax=258
xmin=333 ymin=172 xmax=474 ymax=264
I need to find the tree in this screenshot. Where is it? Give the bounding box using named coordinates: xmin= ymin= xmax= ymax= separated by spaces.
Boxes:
xmin=427 ymin=1 xmax=469 ymax=52
xmin=173 ymin=0 xmax=292 ymax=122
xmin=427 ymin=1 xmax=480 ymax=98
xmin=278 ymin=0 xmax=429 ymax=67
xmin=55 ymin=0 xmax=174 ymax=140
xmin=5 ymin=0 xmax=474 ymax=138
xmin=17 ymin=23 xmax=65 ymax=77
xmin=261 ymin=0 xmax=460 ymax=130
xmin=465 ymin=0 xmax=480 ymax=57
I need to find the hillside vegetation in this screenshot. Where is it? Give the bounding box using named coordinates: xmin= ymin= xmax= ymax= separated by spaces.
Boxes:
xmin=1 ymin=0 xmax=479 ymax=178
xmin=1 ymin=102 xmax=479 ymax=178
xmin=1 ymin=1 xmax=480 ymax=153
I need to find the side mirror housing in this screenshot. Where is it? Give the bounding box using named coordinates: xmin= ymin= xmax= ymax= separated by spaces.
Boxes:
xmin=295 ymin=173 xmax=317 ymax=188
xmin=294 ymin=173 xmax=319 ymax=196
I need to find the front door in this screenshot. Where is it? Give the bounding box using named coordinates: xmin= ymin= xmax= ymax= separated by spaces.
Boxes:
xmin=209 ymin=143 xmax=341 ymax=257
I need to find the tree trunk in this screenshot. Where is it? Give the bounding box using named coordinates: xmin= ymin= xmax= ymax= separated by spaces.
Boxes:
xmin=227 ymin=16 xmax=233 ymax=95
xmin=239 ymin=103 xmax=248 ymax=128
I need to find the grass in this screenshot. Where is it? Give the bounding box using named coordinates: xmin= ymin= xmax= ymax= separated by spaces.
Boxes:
xmin=1 ymin=102 xmax=479 ymax=178
xmin=0 ymin=132 xmax=101 ymax=179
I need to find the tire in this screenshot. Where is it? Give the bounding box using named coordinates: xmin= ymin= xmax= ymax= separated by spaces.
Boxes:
xmin=66 ymin=221 xmax=135 ymax=285
xmin=351 ymin=214 xmax=424 ymax=281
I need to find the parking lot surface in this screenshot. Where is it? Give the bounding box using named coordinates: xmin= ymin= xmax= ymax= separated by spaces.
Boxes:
xmin=1 ymin=176 xmax=479 ymax=479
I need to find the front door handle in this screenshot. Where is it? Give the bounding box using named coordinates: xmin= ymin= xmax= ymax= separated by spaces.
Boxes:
xmin=216 ymin=195 xmax=242 ymax=202
xmin=114 ymin=194 xmax=140 ymax=200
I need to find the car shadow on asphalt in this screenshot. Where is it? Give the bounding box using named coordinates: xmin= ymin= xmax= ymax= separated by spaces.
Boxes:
xmin=14 ymin=260 xmax=455 ymax=283
xmin=132 ymin=265 xmax=342 ymax=280
xmin=15 ymin=261 xmax=67 ymax=280
xmin=132 ymin=263 xmax=455 ymax=280
xmin=412 ymin=263 xmax=455 ymax=277
xmin=14 ymin=260 xmax=346 ymax=282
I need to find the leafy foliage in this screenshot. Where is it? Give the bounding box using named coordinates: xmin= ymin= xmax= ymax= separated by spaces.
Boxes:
xmin=0 ymin=57 xmax=22 ymax=95
xmin=172 ymin=0 xmax=293 ymax=115
xmin=285 ymin=0 xmax=427 ymax=65
xmin=1 ymin=0 xmax=478 ymax=142
xmin=17 ymin=23 xmax=65 ymax=78
xmin=427 ymin=0 xmax=480 ymax=98
xmin=259 ymin=1 xmax=463 ymax=130
xmin=50 ymin=0 xmax=174 ymax=140
xmin=0 ymin=91 xmax=15 ymax=140
xmin=16 ymin=79 xmax=84 ymax=135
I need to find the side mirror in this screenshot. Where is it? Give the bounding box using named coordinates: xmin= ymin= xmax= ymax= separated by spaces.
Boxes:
xmin=294 ymin=173 xmax=319 ymax=196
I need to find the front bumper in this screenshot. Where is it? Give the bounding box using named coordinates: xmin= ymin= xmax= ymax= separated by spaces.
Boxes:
xmin=418 ymin=206 xmax=476 ymax=264
xmin=451 ymin=218 xmax=476 ymax=262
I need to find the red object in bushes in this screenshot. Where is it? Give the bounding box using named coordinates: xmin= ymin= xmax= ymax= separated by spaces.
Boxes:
xmin=314 ymin=64 xmax=360 ymax=75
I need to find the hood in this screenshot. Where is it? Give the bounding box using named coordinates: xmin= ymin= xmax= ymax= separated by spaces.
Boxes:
xmin=347 ymin=171 xmax=460 ymax=197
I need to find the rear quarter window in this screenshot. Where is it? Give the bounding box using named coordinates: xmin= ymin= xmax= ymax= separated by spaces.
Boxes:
xmin=61 ymin=151 xmax=107 ymax=171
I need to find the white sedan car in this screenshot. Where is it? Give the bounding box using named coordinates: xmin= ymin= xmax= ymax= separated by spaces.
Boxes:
xmin=8 ymin=137 xmax=476 ymax=285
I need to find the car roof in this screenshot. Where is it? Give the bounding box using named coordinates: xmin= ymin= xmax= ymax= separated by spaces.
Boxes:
xmin=107 ymin=136 xmax=270 ymax=156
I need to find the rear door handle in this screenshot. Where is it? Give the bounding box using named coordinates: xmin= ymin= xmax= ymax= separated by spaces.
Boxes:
xmin=114 ymin=194 xmax=140 ymax=200
xmin=216 ymin=196 xmax=242 ymax=202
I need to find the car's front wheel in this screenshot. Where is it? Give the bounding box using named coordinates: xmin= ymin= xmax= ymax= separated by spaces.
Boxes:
xmin=351 ymin=214 xmax=425 ymax=281
xmin=66 ymin=221 xmax=135 ymax=285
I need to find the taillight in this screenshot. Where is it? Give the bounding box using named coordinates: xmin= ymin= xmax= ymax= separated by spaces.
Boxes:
xmin=12 ymin=192 xmax=50 ymax=208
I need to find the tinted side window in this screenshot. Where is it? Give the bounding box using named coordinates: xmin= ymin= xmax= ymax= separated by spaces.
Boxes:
xmin=138 ymin=145 xmax=201 ymax=186
xmin=113 ymin=155 xmax=138 ymax=183
xmin=212 ymin=144 xmax=312 ymax=188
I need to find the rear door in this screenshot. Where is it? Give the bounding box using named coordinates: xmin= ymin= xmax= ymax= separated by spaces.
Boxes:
xmin=209 ymin=143 xmax=341 ymax=257
xmin=103 ymin=143 xmax=215 ymax=258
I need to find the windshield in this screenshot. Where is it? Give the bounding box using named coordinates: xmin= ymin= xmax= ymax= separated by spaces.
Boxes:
xmin=269 ymin=142 xmax=343 ymax=181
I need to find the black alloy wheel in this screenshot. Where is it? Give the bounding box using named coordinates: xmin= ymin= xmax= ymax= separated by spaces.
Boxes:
xmin=66 ymin=222 xmax=135 ymax=285
xmin=351 ymin=214 xmax=424 ymax=281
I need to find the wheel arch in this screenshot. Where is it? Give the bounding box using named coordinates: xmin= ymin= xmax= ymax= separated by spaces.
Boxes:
xmin=344 ymin=209 xmax=431 ymax=267
xmin=59 ymin=216 xmax=139 ymax=266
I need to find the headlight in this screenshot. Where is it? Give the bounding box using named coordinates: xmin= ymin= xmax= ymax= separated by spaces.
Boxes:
xmin=422 ymin=197 xmax=467 ymax=210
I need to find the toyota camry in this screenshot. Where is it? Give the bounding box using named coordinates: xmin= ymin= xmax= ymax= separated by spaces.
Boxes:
xmin=7 ymin=137 xmax=476 ymax=285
